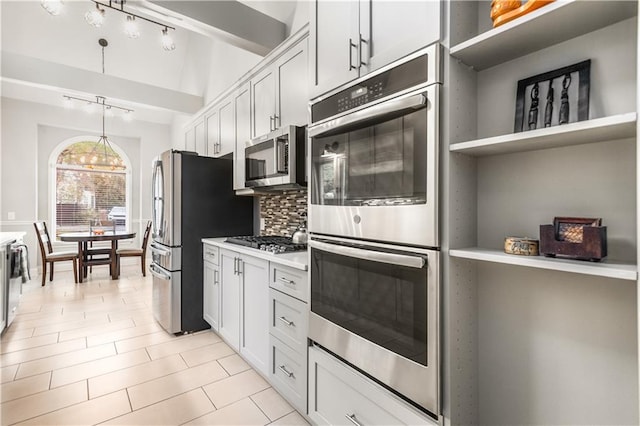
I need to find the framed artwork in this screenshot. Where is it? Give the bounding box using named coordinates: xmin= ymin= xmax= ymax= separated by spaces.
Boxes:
xmin=514 ymin=59 xmax=591 ymax=133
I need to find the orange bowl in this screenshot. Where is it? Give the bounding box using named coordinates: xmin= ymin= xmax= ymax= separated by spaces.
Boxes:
xmin=93 ymin=229 xmax=105 ymax=235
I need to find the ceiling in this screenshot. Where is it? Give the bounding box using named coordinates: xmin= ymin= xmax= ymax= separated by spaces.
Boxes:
xmin=0 ymin=0 xmax=299 ymax=124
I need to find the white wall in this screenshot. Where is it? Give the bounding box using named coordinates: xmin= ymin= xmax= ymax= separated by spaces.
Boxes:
xmin=0 ymin=97 xmax=172 ymax=270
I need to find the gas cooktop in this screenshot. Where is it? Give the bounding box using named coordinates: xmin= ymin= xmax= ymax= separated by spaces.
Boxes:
xmin=224 ymin=235 xmax=307 ymax=254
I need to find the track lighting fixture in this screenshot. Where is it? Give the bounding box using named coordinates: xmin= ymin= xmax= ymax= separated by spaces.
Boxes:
xmin=43 ymin=0 xmax=176 ymax=50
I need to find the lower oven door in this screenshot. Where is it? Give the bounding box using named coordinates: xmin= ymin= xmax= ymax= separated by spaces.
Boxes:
xmin=150 ymin=262 xmax=181 ymax=334
xmin=308 ymin=235 xmax=439 ymax=416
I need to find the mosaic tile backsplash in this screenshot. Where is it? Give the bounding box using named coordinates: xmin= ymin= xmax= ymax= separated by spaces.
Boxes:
xmin=259 ymin=189 xmax=307 ymax=236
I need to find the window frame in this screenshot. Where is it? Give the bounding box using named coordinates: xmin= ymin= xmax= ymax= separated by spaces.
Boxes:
xmin=49 ymin=135 xmax=132 ymax=242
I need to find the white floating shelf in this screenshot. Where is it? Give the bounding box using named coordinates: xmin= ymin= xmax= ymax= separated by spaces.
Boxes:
xmin=449 ymin=113 xmax=636 ymax=156
xmin=450 ymin=0 xmax=637 ymax=71
xmin=450 ymin=247 xmax=637 ymax=281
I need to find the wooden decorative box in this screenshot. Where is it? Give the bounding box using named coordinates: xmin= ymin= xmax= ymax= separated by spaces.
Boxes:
xmin=539 ymin=217 xmax=607 ymax=261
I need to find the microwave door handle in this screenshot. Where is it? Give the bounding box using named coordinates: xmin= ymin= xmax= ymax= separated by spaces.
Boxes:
xmin=308 ymin=92 xmax=427 ymax=138
xmin=308 ymin=240 xmax=426 ymax=269
xmin=275 ymin=138 xmax=287 ymax=174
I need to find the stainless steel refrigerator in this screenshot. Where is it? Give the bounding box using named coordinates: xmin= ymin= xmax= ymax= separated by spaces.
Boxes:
xmin=150 ymin=150 xmax=253 ymax=334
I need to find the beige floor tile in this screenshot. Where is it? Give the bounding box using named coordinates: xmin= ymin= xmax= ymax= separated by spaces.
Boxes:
xmin=9 ymin=311 xmax=86 ymax=332
xmin=145 ymin=331 xmax=221 ymax=360
xmin=1 ymin=328 xmax=35 ymax=342
xmin=0 ymin=338 xmax=86 ymax=367
xmin=0 ymin=381 xmax=87 ymax=425
xmin=180 ymin=341 xmax=235 ymax=367
xmin=87 ymin=321 xmax=164 ymax=347
xmin=108 ymin=309 xmax=155 ymax=324
xmin=1 ymin=372 xmax=51 ymax=403
xmin=59 ymin=318 xmax=136 ymax=342
xmin=102 ymin=388 xmax=214 ymax=425
xmin=16 ymin=343 xmax=116 ymax=379
xmin=32 ymin=314 xmax=110 ymax=336
xmin=1 ymin=364 xmax=18 ymax=383
xmin=250 ymin=388 xmax=294 ymax=421
xmin=15 ymin=390 xmax=131 ymax=425
xmin=0 ymin=333 xmax=60 ymax=354
xmin=218 ymin=354 xmax=252 ymax=376
xmin=127 ymin=359 xmax=229 ymax=410
xmin=51 ymin=348 xmax=150 ymax=388
xmin=114 ymin=330 xmax=176 ymax=353
xmin=88 ymin=353 xmax=188 ymax=398
xmin=269 ymin=411 xmax=310 ymax=425
xmin=186 ymin=397 xmax=270 ymax=426
xmin=203 ymin=369 xmax=270 ymax=409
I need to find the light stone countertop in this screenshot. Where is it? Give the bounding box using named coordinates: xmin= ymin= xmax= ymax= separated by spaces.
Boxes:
xmin=202 ymin=237 xmax=308 ymax=271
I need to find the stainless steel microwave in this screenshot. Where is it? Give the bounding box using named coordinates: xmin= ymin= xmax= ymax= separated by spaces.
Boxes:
xmin=245 ymin=125 xmax=306 ymax=188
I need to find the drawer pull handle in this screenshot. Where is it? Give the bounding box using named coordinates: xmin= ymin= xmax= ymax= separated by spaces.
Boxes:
xmin=278 ymin=277 xmax=295 ymax=286
xmin=345 ymin=414 xmax=363 ymax=426
xmin=278 ymin=365 xmax=294 ymax=378
xmin=278 ymin=316 xmax=294 ymax=327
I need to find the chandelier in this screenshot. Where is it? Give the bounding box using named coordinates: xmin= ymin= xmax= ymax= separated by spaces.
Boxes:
xmin=82 ymin=96 xmax=126 ymax=171
xmin=41 ymin=0 xmax=176 ymax=51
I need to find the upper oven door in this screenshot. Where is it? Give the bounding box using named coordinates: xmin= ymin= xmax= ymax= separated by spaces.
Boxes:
xmin=309 ymin=85 xmax=439 ymax=247
xmin=308 ymin=235 xmax=439 ymax=415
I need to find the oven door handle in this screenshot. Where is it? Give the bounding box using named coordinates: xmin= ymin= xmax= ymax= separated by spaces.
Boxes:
xmin=308 ymin=92 xmax=427 ymax=138
xmin=309 ymin=240 xmax=426 ymax=269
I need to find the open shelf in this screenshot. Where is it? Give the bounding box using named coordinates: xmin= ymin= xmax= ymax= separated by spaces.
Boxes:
xmin=449 ymin=112 xmax=636 ymax=156
xmin=450 ymin=0 xmax=637 ymax=71
xmin=450 ymin=247 xmax=638 ymax=281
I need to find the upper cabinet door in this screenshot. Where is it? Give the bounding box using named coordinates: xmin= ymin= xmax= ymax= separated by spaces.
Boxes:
xmin=185 ymin=126 xmax=196 ymax=152
xmin=360 ymin=0 xmax=441 ymax=75
xmin=277 ymin=38 xmax=309 ymax=128
xmin=251 ymin=68 xmax=276 ymax=138
xmin=194 ymin=119 xmax=206 ymax=156
xmin=206 ymin=110 xmax=219 ymax=157
xmin=218 ymin=98 xmax=235 ymax=158
xmin=234 ymin=84 xmax=251 ymax=190
xmin=310 ymin=0 xmax=359 ymax=99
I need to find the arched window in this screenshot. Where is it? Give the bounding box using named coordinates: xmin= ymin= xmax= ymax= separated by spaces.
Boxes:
xmin=53 ymin=139 xmax=130 ymax=239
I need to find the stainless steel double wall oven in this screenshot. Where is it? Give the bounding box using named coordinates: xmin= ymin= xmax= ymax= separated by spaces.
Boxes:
xmin=307 ymin=44 xmax=441 ymax=417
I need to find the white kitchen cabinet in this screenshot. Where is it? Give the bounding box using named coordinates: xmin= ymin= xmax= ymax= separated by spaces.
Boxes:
xmin=251 ymin=36 xmax=309 ymax=138
xmin=219 ymin=248 xmax=241 ymax=350
xmin=444 ymin=2 xmax=638 ymax=425
xmin=206 ymin=95 xmax=234 ymax=158
xmin=308 ymin=345 xmax=437 ymax=426
xmin=203 ymin=244 xmax=220 ymax=331
xmin=218 ymin=248 xmax=269 ymax=374
xmin=185 ymin=118 xmax=205 ymax=154
xmin=234 ymin=83 xmax=251 ymax=190
xmin=310 ymin=0 xmax=441 ymax=98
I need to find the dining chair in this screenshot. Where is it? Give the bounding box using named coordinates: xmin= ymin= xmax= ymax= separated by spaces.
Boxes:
xmin=117 ymin=220 xmax=152 ymax=277
xmin=33 ymin=221 xmax=78 ymax=286
xmin=86 ymin=220 xmax=116 ymax=276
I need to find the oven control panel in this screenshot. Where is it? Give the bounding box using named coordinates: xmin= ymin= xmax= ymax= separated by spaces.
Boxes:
xmin=312 ymin=53 xmax=429 ymax=123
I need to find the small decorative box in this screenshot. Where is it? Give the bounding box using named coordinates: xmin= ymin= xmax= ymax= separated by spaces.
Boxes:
xmin=504 ymin=237 xmax=539 ymax=256
xmin=539 ymin=217 xmax=607 ymax=261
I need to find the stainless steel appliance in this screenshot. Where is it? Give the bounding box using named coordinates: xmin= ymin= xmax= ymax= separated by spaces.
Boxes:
xmin=224 ymin=235 xmax=307 ymax=254
xmin=308 ymin=44 xmax=441 ymax=248
xmin=151 ymin=150 xmax=253 ymax=334
xmin=307 ymin=45 xmax=442 ymax=418
xmin=1 ymin=239 xmax=22 ymax=333
xmin=245 ymin=125 xmax=306 ymax=189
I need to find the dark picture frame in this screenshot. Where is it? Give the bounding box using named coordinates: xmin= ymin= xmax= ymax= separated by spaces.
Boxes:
xmin=514 ymin=59 xmax=591 ymax=133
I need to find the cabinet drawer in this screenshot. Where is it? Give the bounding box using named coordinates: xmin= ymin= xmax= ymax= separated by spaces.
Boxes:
xmin=270 ymin=264 xmax=307 ymax=302
xmin=269 ymin=336 xmax=307 ymax=414
xmin=308 ymin=345 xmax=437 ymax=426
xmin=203 ymin=244 xmax=219 ymax=265
xmin=269 ymin=289 xmax=308 ymax=355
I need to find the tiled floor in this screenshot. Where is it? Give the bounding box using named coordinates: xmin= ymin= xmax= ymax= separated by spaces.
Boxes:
xmin=0 ymin=264 xmax=310 ymax=425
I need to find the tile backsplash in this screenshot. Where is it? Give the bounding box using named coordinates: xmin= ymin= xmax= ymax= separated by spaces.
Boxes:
xmin=259 ymin=189 xmax=307 ymax=236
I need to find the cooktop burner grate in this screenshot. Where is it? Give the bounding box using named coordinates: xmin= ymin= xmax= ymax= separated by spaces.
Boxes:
xmin=225 ymin=235 xmax=307 ymax=254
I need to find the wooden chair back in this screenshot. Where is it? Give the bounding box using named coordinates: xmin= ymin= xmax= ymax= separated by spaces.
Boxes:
xmin=34 ymin=221 xmax=53 ymax=257
xmin=141 ymin=220 xmax=152 ymax=256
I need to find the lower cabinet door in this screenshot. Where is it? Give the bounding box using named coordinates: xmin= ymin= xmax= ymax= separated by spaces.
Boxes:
xmin=203 ymin=260 xmax=219 ymax=331
xmin=239 ymin=254 xmax=269 ymax=375
xmin=219 ymin=249 xmax=240 ymax=350
xmin=269 ymin=336 xmax=307 ymax=414
xmin=308 ymin=345 xmax=438 ymax=426
xmin=269 ymin=289 xmax=308 ymax=355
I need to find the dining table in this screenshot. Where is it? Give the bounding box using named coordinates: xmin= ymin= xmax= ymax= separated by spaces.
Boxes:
xmin=59 ymin=230 xmax=136 ymax=283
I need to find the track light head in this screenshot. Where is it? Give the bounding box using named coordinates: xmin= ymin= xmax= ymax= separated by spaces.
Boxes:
xmin=85 ymin=3 xmax=105 ymax=27
xmin=161 ymin=27 xmax=175 ymax=51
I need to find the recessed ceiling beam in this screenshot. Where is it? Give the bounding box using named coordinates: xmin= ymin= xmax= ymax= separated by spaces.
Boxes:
xmin=1 ymin=52 xmax=203 ymax=114
xmin=136 ymin=0 xmax=287 ymax=56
